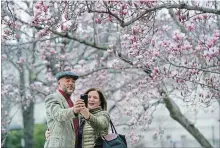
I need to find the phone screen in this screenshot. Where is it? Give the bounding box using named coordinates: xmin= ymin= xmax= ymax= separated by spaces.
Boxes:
xmin=80 ymin=94 xmax=88 ymax=107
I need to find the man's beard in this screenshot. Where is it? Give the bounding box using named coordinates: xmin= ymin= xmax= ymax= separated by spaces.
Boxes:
xmin=63 ymin=87 xmax=74 ymax=95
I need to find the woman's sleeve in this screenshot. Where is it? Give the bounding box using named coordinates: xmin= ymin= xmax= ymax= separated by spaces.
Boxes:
xmin=86 ymin=111 xmax=110 ymax=132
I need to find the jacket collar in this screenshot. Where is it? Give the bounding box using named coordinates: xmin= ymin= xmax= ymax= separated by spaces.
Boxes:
xmin=89 ymin=106 xmax=102 ymax=114
xmin=56 ymin=89 xmax=69 ymax=108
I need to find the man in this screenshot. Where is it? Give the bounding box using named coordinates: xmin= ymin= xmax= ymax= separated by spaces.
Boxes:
xmin=44 ymin=71 xmax=85 ymax=148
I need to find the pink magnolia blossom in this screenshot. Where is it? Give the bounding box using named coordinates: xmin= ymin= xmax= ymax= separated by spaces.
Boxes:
xmin=161 ymin=41 xmax=170 ymax=47
xmin=195 ymin=45 xmax=202 ymax=51
xmin=132 ymin=60 xmax=138 ymax=65
xmin=55 ymin=64 xmax=60 ymax=68
xmin=207 ymin=41 xmax=213 ymax=48
xmin=15 ymin=34 xmax=19 ymax=39
xmin=107 ymin=49 xmax=113 ymax=53
xmin=40 ymin=55 xmax=46 ymax=60
xmin=35 ymin=4 xmax=41 ymax=9
xmin=64 ymin=66 xmax=71 ymax=71
xmin=34 ymin=11 xmax=41 ymax=19
xmin=1 ymin=54 xmax=7 ymax=60
xmin=183 ymin=43 xmax=192 ymax=50
xmin=95 ymin=18 xmax=101 ymax=24
xmin=43 ymin=6 xmax=49 ymax=12
xmin=61 ymin=24 xmax=70 ymax=31
xmin=211 ymin=36 xmax=219 ymax=45
xmin=108 ymin=15 xmax=113 ymax=22
xmin=136 ymin=55 xmax=143 ymax=59
xmin=130 ymin=36 xmax=137 ymax=43
xmin=4 ymin=30 xmax=10 ymax=35
xmin=179 ymin=15 xmax=185 ymax=22
xmin=74 ymin=65 xmax=82 ymax=69
xmin=214 ymin=30 xmax=220 ymax=37
xmin=120 ymin=10 xmax=128 ymax=15
xmin=122 ymin=34 xmax=130 ymax=39
xmin=78 ymin=60 xmax=86 ymax=65
xmin=203 ymin=14 xmax=208 ymax=19
xmin=17 ymin=57 xmax=25 ymax=64
xmin=100 ymin=57 xmax=105 ymax=61
xmin=60 ymin=55 xmax=66 ymax=59
xmin=196 ymin=15 xmax=203 ymax=20
xmin=65 ymin=53 xmax=70 ymax=58
xmin=153 ymin=50 xmax=159 ymax=56
xmin=162 ymin=25 xmax=170 ymax=31
xmin=172 ymin=30 xmax=186 ymax=41
xmin=153 ymin=67 xmax=159 ymax=74
xmin=121 ymin=3 xmax=127 ymax=10
xmin=50 ymin=49 xmax=56 ymax=54
xmin=1 ymin=91 xmax=7 ymax=96
xmin=187 ymin=23 xmax=195 ymax=31
xmin=170 ymin=70 xmax=178 ymax=78
xmin=132 ymin=26 xmax=139 ymax=35
xmin=151 ymin=39 xmax=156 ymax=46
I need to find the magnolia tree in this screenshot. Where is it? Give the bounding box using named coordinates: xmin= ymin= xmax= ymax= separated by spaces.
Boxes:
xmin=1 ymin=2 xmax=51 ymax=146
xmin=1 ymin=1 xmax=114 ymax=147
xmin=1 ymin=0 xmax=220 ymax=148
xmin=83 ymin=1 xmax=220 ymax=147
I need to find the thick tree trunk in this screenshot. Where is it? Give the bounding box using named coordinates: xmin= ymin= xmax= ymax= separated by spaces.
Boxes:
xmin=162 ymin=91 xmax=213 ymax=148
xmin=22 ymin=101 xmax=34 ymax=148
xmin=20 ymin=68 xmax=35 ymax=148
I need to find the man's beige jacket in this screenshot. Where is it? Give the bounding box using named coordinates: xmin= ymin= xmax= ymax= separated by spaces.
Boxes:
xmin=44 ymin=90 xmax=77 ymax=148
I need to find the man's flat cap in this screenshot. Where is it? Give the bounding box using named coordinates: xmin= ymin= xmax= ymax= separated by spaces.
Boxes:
xmin=55 ymin=71 xmax=79 ymax=81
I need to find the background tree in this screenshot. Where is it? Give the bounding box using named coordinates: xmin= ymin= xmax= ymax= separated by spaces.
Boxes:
xmin=1 ymin=1 xmax=219 ymax=148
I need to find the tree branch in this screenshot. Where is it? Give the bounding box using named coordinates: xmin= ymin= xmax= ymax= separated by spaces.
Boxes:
xmin=123 ymin=3 xmax=220 ymax=27
xmin=2 ymin=36 xmax=60 ymax=47
xmin=35 ymin=25 xmax=108 ymax=51
xmin=160 ymin=86 xmax=213 ymax=148
xmin=90 ymin=3 xmax=220 ymax=27
xmin=164 ymin=57 xmax=220 ymax=75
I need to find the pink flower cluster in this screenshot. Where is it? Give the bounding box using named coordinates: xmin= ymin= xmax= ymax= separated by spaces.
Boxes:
xmin=17 ymin=57 xmax=25 ymax=64
xmin=33 ymin=1 xmax=49 ymax=26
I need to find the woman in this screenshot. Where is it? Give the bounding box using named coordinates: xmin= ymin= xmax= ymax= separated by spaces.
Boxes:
xmin=45 ymin=88 xmax=110 ymax=148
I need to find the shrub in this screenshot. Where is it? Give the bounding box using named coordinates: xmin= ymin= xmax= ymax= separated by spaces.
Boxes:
xmin=5 ymin=123 xmax=47 ymax=148
xmin=34 ymin=124 xmax=47 ymax=148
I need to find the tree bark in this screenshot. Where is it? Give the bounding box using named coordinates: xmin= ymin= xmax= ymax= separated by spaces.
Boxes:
xmin=20 ymin=68 xmax=34 ymax=148
xmin=162 ymin=90 xmax=213 ymax=148
xmin=22 ymin=101 xmax=34 ymax=148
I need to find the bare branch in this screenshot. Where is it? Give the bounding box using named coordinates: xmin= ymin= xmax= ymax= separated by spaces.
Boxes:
xmin=161 ymin=86 xmax=213 ymax=148
xmin=89 ymin=3 xmax=220 ymax=27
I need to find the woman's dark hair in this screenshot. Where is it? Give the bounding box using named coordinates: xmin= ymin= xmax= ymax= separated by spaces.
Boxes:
xmin=84 ymin=88 xmax=107 ymax=111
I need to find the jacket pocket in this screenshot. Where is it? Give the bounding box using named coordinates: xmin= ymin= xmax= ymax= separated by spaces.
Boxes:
xmin=48 ymin=136 xmax=63 ymax=148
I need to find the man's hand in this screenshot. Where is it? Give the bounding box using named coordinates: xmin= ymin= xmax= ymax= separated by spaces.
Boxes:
xmin=45 ymin=129 xmax=51 ymax=140
xmin=73 ymin=99 xmax=85 ymax=114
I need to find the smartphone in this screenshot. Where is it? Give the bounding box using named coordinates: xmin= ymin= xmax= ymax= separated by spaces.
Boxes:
xmin=80 ymin=94 xmax=88 ymax=108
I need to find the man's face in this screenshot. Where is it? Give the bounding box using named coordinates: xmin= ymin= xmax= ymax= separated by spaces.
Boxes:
xmin=58 ymin=77 xmax=76 ymax=95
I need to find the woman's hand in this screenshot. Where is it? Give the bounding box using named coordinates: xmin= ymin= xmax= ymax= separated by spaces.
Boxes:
xmin=73 ymin=99 xmax=85 ymax=114
xmin=45 ymin=129 xmax=51 ymax=140
xmin=80 ymin=107 xmax=90 ymax=120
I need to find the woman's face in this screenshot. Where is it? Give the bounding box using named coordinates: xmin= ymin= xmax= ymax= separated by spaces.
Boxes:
xmin=87 ymin=90 xmax=101 ymax=110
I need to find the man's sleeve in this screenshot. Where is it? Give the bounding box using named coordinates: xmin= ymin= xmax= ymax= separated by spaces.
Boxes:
xmin=45 ymin=94 xmax=77 ymax=122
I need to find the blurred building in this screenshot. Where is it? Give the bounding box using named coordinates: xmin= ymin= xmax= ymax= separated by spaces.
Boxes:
xmin=131 ymin=99 xmax=220 ymax=148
